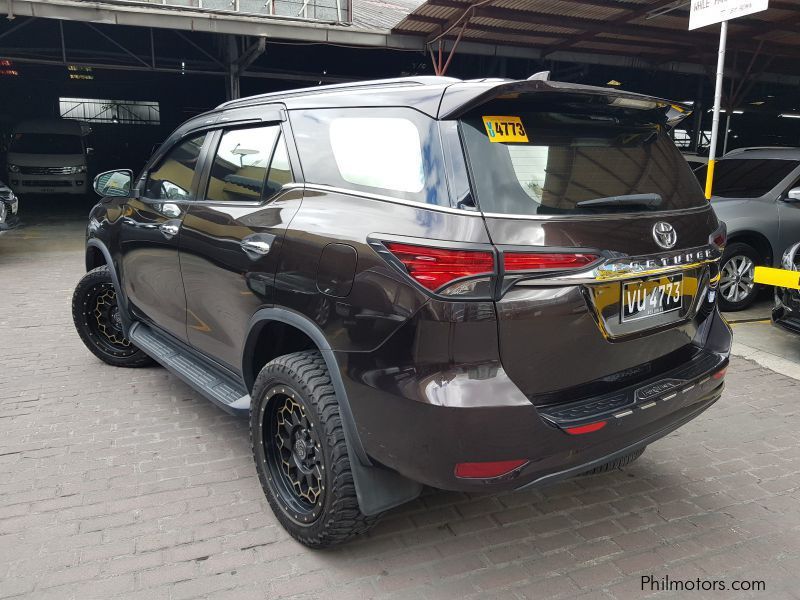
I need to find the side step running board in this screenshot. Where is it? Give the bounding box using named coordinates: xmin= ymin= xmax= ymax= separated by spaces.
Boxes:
xmin=129 ymin=322 xmax=250 ymax=416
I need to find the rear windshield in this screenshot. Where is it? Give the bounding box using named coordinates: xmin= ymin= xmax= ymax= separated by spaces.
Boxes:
xmin=695 ymin=159 xmax=800 ymax=198
xmin=10 ymin=133 xmax=83 ymax=155
xmin=460 ymin=111 xmax=706 ymax=216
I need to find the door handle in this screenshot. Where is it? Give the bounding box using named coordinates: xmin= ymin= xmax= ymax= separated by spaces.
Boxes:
xmin=159 ymin=221 xmax=180 ymax=239
xmin=240 ymin=239 xmax=271 ymax=257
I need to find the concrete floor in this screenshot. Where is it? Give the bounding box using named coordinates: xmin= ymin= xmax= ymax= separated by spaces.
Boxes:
xmin=723 ymin=298 xmax=800 ymax=380
xmin=2 ymin=197 xmax=800 ymax=599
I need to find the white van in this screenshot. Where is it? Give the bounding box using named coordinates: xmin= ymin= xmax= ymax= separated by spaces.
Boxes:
xmin=6 ymin=119 xmax=91 ymax=195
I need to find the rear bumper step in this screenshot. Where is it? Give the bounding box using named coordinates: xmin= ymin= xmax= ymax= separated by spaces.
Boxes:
xmin=538 ymin=349 xmax=726 ymax=428
xmin=129 ymin=322 xmax=250 ymax=416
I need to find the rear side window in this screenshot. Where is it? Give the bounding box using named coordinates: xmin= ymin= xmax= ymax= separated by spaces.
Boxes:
xmin=145 ymin=134 xmax=206 ymax=200
xmin=460 ymin=111 xmax=707 ymax=216
xmin=329 ymin=118 xmax=424 ymax=193
xmin=290 ymin=108 xmax=450 ymax=207
xmin=695 ymin=159 xmax=800 ymax=198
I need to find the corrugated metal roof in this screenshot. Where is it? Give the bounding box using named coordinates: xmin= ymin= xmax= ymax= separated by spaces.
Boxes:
xmin=352 ymin=0 xmax=426 ymax=30
xmin=391 ymin=0 xmax=800 ymax=75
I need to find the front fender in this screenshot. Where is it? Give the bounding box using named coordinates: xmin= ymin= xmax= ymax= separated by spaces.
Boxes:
xmin=85 ymin=238 xmax=132 ymax=334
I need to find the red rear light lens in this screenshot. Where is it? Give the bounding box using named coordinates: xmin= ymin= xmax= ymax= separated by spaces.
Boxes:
xmin=710 ymin=223 xmax=727 ymax=249
xmin=383 ymin=242 xmax=494 ymax=292
xmin=454 ymin=459 xmax=528 ymax=479
xmin=712 ymin=367 xmax=727 ymax=380
xmin=504 ymin=252 xmax=598 ymax=272
xmin=565 ymin=421 xmax=607 ymax=435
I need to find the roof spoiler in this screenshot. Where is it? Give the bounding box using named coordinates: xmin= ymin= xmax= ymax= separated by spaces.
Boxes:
xmin=439 ymin=79 xmax=692 ymax=128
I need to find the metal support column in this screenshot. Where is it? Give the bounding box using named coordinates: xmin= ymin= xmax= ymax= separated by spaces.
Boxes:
xmin=225 ymin=35 xmax=240 ymax=101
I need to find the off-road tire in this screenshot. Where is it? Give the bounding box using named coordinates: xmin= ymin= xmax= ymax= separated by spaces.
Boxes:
xmin=718 ymin=242 xmax=760 ymax=312
xmin=581 ymin=447 xmax=646 ymax=476
xmin=250 ymin=350 xmax=378 ymax=548
xmin=72 ymin=265 xmax=154 ymax=368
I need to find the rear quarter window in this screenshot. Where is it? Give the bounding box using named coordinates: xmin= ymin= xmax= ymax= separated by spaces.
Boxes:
xmin=289 ymin=108 xmax=451 ymax=207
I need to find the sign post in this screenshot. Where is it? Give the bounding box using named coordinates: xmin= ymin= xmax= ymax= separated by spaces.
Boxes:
xmin=705 ymin=20 xmax=727 ymax=200
xmin=689 ymin=0 xmax=769 ymax=199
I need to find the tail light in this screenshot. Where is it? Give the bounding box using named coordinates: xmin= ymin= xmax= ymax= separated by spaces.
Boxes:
xmin=382 ymin=242 xmax=494 ymax=293
xmin=504 ymin=252 xmax=598 ymax=272
xmin=709 ymin=222 xmax=727 ymax=250
xmin=711 ymin=367 xmax=727 ymax=380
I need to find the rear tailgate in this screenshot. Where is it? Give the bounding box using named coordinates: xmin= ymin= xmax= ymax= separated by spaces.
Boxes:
xmin=453 ymin=83 xmax=723 ymax=403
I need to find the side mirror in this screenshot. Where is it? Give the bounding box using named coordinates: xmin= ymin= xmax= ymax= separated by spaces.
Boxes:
xmin=786 ymin=187 xmax=800 ymax=202
xmin=94 ymin=169 xmax=133 ymax=198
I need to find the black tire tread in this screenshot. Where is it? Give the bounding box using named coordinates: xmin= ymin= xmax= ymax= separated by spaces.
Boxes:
xmin=581 ymin=447 xmax=646 ymax=476
xmin=71 ymin=265 xmax=154 ymax=368
xmin=250 ymin=350 xmax=378 ymax=547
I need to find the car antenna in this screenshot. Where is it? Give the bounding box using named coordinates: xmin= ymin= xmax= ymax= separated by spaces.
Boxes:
xmin=527 ymin=71 xmax=550 ymax=81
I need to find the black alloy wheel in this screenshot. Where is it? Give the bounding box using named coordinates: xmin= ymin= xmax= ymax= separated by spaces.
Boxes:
xmin=250 ymin=351 xmax=378 ymax=547
xmin=264 ymin=387 xmax=325 ymax=523
xmin=72 ymin=266 xmax=154 ymax=367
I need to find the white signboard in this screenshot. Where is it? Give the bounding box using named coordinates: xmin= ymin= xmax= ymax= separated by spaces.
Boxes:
xmin=689 ymin=0 xmax=769 ymax=30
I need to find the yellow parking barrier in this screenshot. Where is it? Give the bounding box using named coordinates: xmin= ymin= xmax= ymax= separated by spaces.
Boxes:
xmin=753 ymin=266 xmax=800 ymax=290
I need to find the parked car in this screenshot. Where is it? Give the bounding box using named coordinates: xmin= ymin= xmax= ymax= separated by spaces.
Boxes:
xmin=71 ymin=76 xmax=731 ymax=547
xmin=0 ymin=179 xmax=19 ymax=229
xmin=696 ymin=147 xmax=800 ymax=311
xmin=773 ymin=241 xmax=800 ymax=333
xmin=6 ymin=118 xmax=91 ymax=196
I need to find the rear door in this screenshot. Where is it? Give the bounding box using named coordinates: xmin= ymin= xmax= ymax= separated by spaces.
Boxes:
xmin=455 ymin=98 xmax=721 ymax=402
xmin=179 ymin=110 xmax=302 ymax=371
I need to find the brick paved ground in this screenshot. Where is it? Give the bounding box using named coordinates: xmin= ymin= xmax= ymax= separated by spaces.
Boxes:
xmin=2 ymin=206 xmax=800 ymax=600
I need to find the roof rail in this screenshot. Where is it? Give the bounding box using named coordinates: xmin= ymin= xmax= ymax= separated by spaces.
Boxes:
xmin=217 ymin=76 xmax=460 ymax=110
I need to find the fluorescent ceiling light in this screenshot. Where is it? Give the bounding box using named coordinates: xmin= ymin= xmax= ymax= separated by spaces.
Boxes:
xmin=779 ymin=113 xmax=800 ymax=119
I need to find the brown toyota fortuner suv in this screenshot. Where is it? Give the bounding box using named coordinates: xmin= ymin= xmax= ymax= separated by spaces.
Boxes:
xmin=72 ymin=75 xmax=731 ymax=547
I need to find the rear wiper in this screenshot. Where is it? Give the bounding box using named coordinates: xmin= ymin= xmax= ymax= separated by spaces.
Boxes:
xmin=576 ymin=193 xmax=662 ymax=209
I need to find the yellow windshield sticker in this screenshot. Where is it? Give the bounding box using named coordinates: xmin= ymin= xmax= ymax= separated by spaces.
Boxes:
xmin=482 ymin=116 xmax=529 ymax=143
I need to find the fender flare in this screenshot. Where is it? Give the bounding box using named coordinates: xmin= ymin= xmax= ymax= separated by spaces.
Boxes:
xmin=86 ymin=238 xmax=133 ymax=333
xmin=243 ymin=307 xmax=422 ymax=516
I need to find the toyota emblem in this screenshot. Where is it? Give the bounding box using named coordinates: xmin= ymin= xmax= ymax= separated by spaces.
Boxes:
xmin=652 ymin=222 xmax=677 ymax=249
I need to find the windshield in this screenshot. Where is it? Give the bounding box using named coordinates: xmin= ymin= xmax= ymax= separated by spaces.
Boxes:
xmin=460 ymin=111 xmax=706 ymax=216
xmin=10 ymin=133 xmax=83 ymax=155
xmin=695 ymin=159 xmax=800 ymax=198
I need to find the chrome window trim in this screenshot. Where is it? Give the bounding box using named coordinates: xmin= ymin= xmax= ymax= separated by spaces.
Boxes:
xmin=294 ymin=183 xmax=715 ymax=221
xmin=294 ymin=183 xmax=482 ymax=216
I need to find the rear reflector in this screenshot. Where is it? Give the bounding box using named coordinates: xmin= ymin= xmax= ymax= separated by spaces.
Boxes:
xmin=504 ymin=252 xmax=598 ymax=272
xmin=384 ymin=242 xmax=494 ymax=292
xmin=454 ymin=459 xmax=528 ymax=479
xmin=712 ymin=367 xmax=727 ymax=380
xmin=565 ymin=421 xmax=607 ymax=435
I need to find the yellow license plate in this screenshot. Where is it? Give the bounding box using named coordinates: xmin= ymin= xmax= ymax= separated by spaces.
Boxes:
xmin=482 ymin=116 xmax=529 ymax=143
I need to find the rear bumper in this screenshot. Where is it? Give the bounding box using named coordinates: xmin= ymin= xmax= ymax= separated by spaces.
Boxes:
xmin=340 ymin=309 xmax=731 ymax=492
